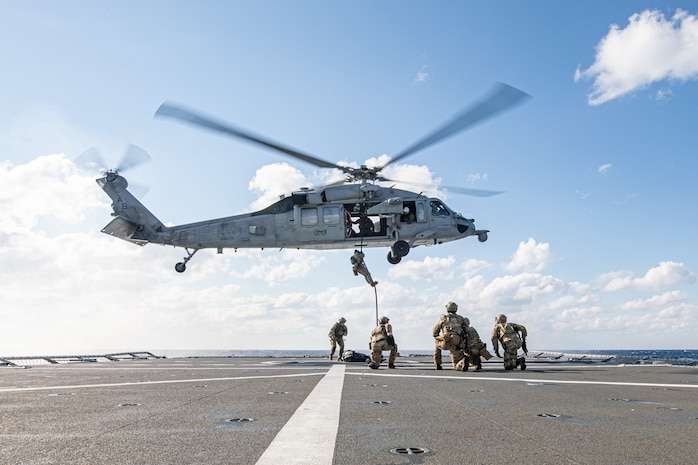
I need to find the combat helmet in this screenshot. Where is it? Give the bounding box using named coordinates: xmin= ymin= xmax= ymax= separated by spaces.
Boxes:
xmin=445 ymin=302 xmax=458 ymax=313
xmin=339 ymin=317 xmax=346 ymax=323
xmin=379 ymin=316 xmax=389 ymax=324
xmin=495 ymin=314 xmax=507 ymax=323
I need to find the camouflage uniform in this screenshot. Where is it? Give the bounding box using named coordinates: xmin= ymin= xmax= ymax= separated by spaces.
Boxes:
xmin=369 ymin=316 xmax=397 ymax=369
xmin=350 ymin=250 xmax=377 ymax=287
xmin=491 ymin=314 xmax=527 ymax=370
xmin=432 ymin=302 xmax=469 ymax=371
xmin=465 ymin=326 xmax=488 ymax=370
xmin=329 ymin=318 xmax=348 ymax=360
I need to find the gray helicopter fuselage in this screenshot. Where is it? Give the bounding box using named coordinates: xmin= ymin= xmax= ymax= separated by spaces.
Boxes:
xmin=97 ymin=173 xmax=483 ymax=257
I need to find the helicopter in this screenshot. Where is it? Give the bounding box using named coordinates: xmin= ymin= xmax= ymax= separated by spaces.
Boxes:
xmin=95 ymin=83 xmax=529 ymax=272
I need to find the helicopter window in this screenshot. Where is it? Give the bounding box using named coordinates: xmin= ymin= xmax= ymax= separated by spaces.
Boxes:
xmin=429 ymin=200 xmax=450 ymax=216
xmin=300 ymin=208 xmax=319 ymax=226
xmin=292 ymin=193 xmax=309 ymax=206
xmin=416 ymin=202 xmax=426 ymax=222
xmin=323 ymin=206 xmax=340 ymax=225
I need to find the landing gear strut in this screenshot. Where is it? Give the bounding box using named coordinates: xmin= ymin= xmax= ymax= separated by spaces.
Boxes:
xmin=175 ymin=248 xmax=199 ymax=273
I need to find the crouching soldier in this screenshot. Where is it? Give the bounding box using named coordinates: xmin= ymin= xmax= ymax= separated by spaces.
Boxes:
xmin=432 ymin=302 xmax=469 ymax=371
xmin=491 ymin=314 xmax=528 ymax=370
xmin=464 ymin=324 xmax=492 ymax=371
xmin=368 ymin=316 xmax=397 ymax=369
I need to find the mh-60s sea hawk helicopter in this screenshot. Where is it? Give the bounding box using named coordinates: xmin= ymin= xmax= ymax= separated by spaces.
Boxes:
xmin=96 ymin=83 xmax=529 ymax=272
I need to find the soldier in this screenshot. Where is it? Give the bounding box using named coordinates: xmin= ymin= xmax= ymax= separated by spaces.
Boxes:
xmin=328 ymin=317 xmax=348 ymax=361
xmin=463 ymin=324 xmax=492 ymax=371
xmin=432 ymin=301 xmax=469 ymax=371
xmin=368 ymin=316 xmax=397 ymax=369
xmin=401 ymin=206 xmax=415 ymax=224
xmin=350 ymin=249 xmax=377 ymax=287
xmin=491 ymin=314 xmax=528 ymax=370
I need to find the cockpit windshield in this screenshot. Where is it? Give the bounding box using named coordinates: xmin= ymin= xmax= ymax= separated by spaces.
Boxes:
xmin=429 ymin=199 xmax=451 ymax=217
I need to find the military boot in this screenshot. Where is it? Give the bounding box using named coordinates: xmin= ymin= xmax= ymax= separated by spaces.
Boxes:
xmin=436 ymin=365 xmax=442 ymax=370
xmin=388 ymin=363 xmax=395 ymax=369
xmin=474 ymin=356 xmax=482 ymax=371
xmin=518 ymin=357 xmax=526 ymax=370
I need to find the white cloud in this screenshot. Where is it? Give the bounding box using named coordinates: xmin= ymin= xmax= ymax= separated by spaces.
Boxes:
xmin=0 ymin=154 xmax=104 ymax=233
xmin=248 ymin=162 xmax=309 ymax=210
xmin=466 ymin=172 xmax=489 ymax=184
xmin=598 ymin=163 xmax=612 ymax=175
xmin=619 ymin=290 xmax=688 ymax=311
xmin=413 ymin=65 xmax=430 ymax=84
xmin=480 ymin=272 xmax=567 ymax=306
xmin=599 ymin=261 xmax=697 ymax=291
xmin=229 ymin=249 xmax=327 ymax=286
xmin=503 ymin=237 xmax=554 ymax=272
xmin=575 ymin=9 xmax=698 ymax=105
xmin=387 ymin=256 xmax=458 ymax=281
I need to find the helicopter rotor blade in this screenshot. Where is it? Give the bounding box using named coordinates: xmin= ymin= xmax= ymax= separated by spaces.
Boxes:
xmin=117 ymin=144 xmax=152 ymax=172
xmin=440 ymin=185 xmax=504 ymax=197
xmin=75 ymin=146 xmax=108 ymax=172
xmin=155 ymin=102 xmax=342 ymax=170
xmin=76 ymin=145 xmax=151 ymax=174
xmin=383 ymin=83 xmax=530 ymax=169
xmin=382 ymin=177 xmax=504 ymax=197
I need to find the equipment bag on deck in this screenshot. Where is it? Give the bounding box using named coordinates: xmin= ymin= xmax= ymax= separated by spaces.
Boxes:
xmin=342 ymin=350 xmax=370 ymax=362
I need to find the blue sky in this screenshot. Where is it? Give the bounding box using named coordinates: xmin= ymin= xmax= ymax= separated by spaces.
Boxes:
xmin=2 ymin=1 xmax=697 ymax=355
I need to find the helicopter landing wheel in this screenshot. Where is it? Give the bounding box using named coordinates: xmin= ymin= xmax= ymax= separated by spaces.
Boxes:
xmin=174 ymin=248 xmax=199 ymax=273
xmin=387 ymin=251 xmax=402 ymax=264
xmin=391 ymin=240 xmax=410 ymax=258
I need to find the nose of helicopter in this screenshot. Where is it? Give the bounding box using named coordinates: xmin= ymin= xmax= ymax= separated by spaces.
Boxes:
xmin=455 ymin=215 xmax=475 ymax=234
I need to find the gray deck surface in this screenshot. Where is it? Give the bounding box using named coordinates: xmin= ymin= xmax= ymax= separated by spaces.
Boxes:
xmin=1 ymin=356 xmax=696 ymax=465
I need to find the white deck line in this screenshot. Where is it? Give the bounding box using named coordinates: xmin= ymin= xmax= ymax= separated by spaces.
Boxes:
xmin=255 ymin=364 xmax=345 ymax=465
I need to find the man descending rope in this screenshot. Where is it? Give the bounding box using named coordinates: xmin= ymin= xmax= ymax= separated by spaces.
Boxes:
xmin=350 ymin=249 xmax=377 ymax=287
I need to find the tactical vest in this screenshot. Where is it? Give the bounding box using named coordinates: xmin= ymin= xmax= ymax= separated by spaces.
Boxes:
xmin=498 ymin=323 xmax=522 ymax=349
xmin=371 ymin=324 xmax=388 ymax=340
xmin=443 ymin=314 xmax=463 ymax=335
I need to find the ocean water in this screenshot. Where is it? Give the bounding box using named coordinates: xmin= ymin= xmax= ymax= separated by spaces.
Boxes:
xmin=158 ymin=349 xmax=698 ymax=366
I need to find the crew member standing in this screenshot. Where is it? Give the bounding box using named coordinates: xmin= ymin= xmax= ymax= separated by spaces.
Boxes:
xmin=491 ymin=314 xmax=528 ymax=370
xmin=368 ymin=316 xmax=397 ymax=369
xmin=328 ymin=317 xmax=348 ymax=361
xmin=432 ymin=302 xmax=469 ymax=371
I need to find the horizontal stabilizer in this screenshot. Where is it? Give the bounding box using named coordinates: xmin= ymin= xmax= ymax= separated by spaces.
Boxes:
xmin=101 ymin=216 xmax=149 ymax=246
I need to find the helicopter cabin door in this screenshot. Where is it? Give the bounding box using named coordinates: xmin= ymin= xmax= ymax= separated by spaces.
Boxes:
xmin=294 ymin=205 xmax=344 ymax=244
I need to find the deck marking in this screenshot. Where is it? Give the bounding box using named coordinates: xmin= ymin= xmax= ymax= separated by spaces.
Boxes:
xmin=255 ymin=364 xmax=345 ymax=465
xmin=0 ymin=372 xmax=325 ymax=393
xmin=346 ymin=372 xmax=698 ymax=389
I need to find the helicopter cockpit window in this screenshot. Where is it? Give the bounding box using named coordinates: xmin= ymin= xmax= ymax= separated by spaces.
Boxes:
xmin=323 ymin=206 xmax=340 ymax=225
xmin=300 ymin=208 xmax=318 ymax=226
xmin=429 ymin=200 xmax=450 ymax=216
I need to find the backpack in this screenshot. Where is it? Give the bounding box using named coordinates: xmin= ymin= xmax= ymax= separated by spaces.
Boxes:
xmin=503 ymin=324 xmax=522 ymax=350
xmin=342 ymin=350 xmax=370 ymax=362
xmin=443 ymin=313 xmax=463 ymax=334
